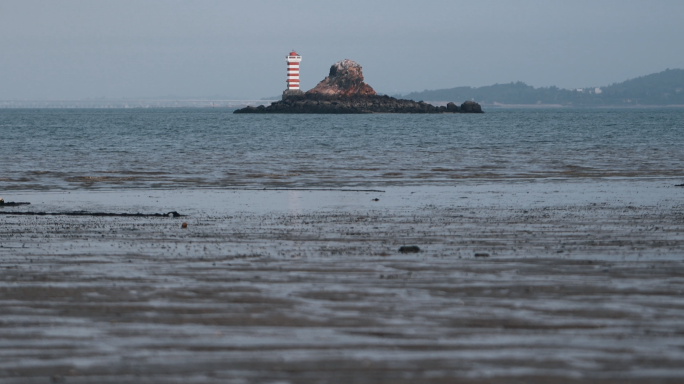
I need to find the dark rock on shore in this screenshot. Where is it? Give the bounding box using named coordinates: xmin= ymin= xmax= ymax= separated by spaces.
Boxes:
xmin=460 ymin=100 xmax=483 ymax=113
xmin=399 ymin=245 xmax=421 ymax=253
xmin=235 ymin=59 xmax=483 ymax=114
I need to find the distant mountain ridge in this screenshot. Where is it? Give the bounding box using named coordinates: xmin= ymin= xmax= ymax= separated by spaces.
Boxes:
xmin=402 ymin=69 xmax=684 ymax=106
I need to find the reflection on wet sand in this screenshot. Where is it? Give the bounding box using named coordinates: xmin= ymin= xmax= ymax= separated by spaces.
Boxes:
xmin=1 ymin=180 xmax=683 ymax=383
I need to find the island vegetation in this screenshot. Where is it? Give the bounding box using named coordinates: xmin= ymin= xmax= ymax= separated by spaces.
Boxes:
xmin=401 ymin=68 xmax=684 ymax=107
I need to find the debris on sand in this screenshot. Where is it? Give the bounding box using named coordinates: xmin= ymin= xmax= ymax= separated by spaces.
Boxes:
xmin=474 ymin=253 xmax=490 ymax=258
xmin=181 ymin=222 xmax=188 ymax=228
xmin=398 ymin=245 xmax=421 ymax=253
xmin=0 ymin=211 xmax=183 ymax=217
xmin=0 ymin=198 xmax=31 ymax=206
xmin=676 ymin=184 xmax=684 ymax=187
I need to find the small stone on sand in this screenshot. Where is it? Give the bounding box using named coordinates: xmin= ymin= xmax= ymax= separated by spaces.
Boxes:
xmin=399 ymin=245 xmax=420 ymax=253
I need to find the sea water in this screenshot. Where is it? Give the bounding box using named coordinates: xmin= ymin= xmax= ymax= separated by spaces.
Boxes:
xmin=1 ymin=108 xmax=683 ymax=190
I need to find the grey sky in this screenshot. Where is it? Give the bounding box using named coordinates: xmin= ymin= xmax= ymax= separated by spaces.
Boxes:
xmin=1 ymin=0 xmax=683 ymax=99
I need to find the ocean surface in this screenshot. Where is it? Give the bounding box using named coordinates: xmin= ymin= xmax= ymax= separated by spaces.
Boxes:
xmin=1 ymin=108 xmax=683 ymax=190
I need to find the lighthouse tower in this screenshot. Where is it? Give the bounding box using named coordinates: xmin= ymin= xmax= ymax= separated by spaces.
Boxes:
xmin=283 ymin=51 xmax=304 ymax=99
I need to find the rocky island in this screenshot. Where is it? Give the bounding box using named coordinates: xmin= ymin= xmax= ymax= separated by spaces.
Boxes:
xmin=235 ymin=59 xmax=483 ymax=114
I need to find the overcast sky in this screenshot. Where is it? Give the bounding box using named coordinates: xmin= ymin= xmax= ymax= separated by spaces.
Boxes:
xmin=1 ymin=0 xmax=683 ymax=99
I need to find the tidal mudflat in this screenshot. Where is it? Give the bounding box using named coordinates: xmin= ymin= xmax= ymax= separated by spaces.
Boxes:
xmin=1 ymin=179 xmax=684 ymax=383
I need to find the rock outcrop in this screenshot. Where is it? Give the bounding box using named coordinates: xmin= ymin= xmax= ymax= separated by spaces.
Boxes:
xmin=306 ymin=59 xmax=377 ymax=97
xmin=236 ymin=95 xmax=484 ymax=114
xmin=459 ymin=100 xmax=483 ymax=113
xmin=235 ymin=59 xmax=483 ymax=114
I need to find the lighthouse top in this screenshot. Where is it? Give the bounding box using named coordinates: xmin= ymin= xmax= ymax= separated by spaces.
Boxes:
xmin=286 ymin=51 xmax=302 ymax=62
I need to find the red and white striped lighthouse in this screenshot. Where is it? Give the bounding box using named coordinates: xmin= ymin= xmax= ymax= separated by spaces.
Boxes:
xmin=286 ymin=51 xmax=302 ymax=90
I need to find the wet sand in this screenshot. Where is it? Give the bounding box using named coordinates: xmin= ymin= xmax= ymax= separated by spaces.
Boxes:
xmin=1 ymin=179 xmax=684 ymax=383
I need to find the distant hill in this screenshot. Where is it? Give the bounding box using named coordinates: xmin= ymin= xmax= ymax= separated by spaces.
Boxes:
xmin=402 ymin=69 xmax=684 ymax=106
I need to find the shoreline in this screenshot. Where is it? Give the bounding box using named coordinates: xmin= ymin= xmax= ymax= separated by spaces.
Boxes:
xmin=2 ymin=175 xmax=683 ymax=193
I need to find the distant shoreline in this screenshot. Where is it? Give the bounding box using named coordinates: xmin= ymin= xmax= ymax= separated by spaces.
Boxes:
xmin=482 ymin=103 xmax=684 ymax=109
xmin=402 ymin=69 xmax=684 ymax=107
